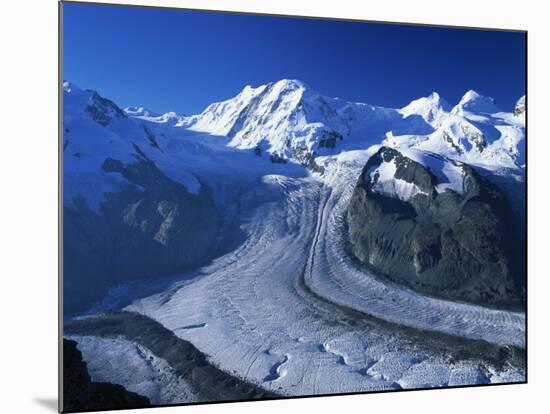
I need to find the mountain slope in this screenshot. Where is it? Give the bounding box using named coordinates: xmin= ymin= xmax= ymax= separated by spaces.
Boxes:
xmin=346 ymin=146 xmax=525 ymax=308
xmin=177 ymin=79 xmax=430 ymax=164
xmin=398 ymin=90 xmax=526 ymax=171
xmin=63 ymin=82 xmax=219 ymax=314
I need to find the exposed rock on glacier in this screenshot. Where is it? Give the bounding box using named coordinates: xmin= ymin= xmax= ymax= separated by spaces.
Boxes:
xmin=346 ymin=146 xmax=525 ymax=309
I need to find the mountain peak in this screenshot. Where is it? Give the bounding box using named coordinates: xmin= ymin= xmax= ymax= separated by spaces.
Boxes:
xmin=238 ymin=79 xmax=308 ymax=97
xmin=400 ymin=91 xmax=450 ymax=125
xmin=427 ymin=91 xmax=450 ymax=108
xmin=272 ymin=78 xmax=308 ymax=90
xmin=63 ymin=80 xmax=81 ymax=94
xmin=461 ymin=89 xmax=483 ymax=101
xmin=453 ymin=89 xmax=499 ymax=114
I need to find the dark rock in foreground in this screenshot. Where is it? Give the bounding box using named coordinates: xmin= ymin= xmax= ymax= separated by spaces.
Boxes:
xmin=65 ymin=312 xmax=280 ymax=404
xmin=63 ymin=338 xmax=150 ymax=412
xmin=346 ymin=147 xmax=525 ymax=309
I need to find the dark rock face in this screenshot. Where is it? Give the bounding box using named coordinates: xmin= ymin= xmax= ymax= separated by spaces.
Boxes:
xmin=269 ymin=153 xmax=288 ymax=164
xmin=63 ymin=339 xmax=150 ymax=412
xmin=346 ymin=147 xmax=525 ymax=309
xmin=63 ymin=158 xmax=218 ymax=315
xmin=85 ymin=91 xmax=127 ymax=127
xmin=318 ymin=130 xmax=343 ymax=149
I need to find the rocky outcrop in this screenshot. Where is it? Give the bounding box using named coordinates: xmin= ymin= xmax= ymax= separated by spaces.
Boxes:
xmin=514 ymin=95 xmax=526 ymax=116
xmin=63 ymin=339 xmax=150 ymax=411
xmin=65 ymin=312 xmax=279 ymax=403
xmin=346 ymin=147 xmax=525 ymax=309
xmin=85 ymin=91 xmax=127 ymax=126
xmin=63 ymin=158 xmax=218 ymax=315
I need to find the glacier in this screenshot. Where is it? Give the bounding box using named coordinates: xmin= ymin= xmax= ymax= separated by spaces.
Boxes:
xmin=62 ymin=78 xmax=526 ymax=403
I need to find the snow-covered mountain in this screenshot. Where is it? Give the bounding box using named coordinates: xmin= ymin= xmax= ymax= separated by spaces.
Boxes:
xmin=64 ymin=77 xmax=526 ymax=242
xmin=399 ymin=91 xmax=451 ymax=128
xmin=63 ymin=79 xmax=526 ymax=398
xmin=176 ymin=79 xmax=428 ymax=164
xmin=398 ymin=91 xmax=526 ymax=170
xmin=63 ymin=78 xmax=525 ymax=314
xmin=123 ymin=79 xmax=524 ymax=172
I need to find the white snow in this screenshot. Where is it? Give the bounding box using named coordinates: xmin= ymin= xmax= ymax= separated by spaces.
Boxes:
xmin=68 ymin=335 xmax=199 ymax=404
xmin=452 ymin=89 xmax=500 ymax=115
xmin=124 ymin=106 xmax=159 ymax=118
xmin=400 ymin=92 xmax=450 ymax=127
xmin=366 ymin=158 xmax=429 ymax=201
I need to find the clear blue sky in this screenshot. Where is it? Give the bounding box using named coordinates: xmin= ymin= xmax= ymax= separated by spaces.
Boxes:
xmin=62 ymin=2 xmax=526 ymax=115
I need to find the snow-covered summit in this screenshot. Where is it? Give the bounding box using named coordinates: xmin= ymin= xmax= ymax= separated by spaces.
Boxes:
xmin=180 ymin=78 xmax=417 ymax=164
xmin=63 ymin=80 xmax=81 ymax=94
xmin=452 ymin=89 xmax=500 ymax=114
xmin=182 ymin=78 xmax=313 ymax=137
xmin=400 ymin=92 xmax=451 ymax=127
xmin=180 ymin=78 xmax=349 ymax=160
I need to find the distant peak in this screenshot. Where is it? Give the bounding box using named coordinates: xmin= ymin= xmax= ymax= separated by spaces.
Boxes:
xmin=270 ymin=79 xmax=310 ymax=92
xmin=426 ymin=92 xmax=450 ymax=109
xmin=401 ymin=91 xmax=451 ymax=121
xmin=404 ymin=91 xmax=449 ymax=107
xmin=271 ymin=78 xmax=309 ymax=92
xmin=457 ymin=89 xmax=495 ymax=106
xmin=239 ymin=79 xmax=307 ymax=93
xmin=231 ymin=79 xmax=311 ymax=104
xmin=453 ymin=89 xmax=499 ymax=114
xmin=124 ymin=106 xmax=159 ymax=117
xmin=63 ymin=80 xmax=81 ymax=94
xmin=461 ymin=89 xmax=483 ymax=101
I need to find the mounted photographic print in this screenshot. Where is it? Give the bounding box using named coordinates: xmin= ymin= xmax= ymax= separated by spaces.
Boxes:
xmin=60 ymin=1 xmax=527 ymax=412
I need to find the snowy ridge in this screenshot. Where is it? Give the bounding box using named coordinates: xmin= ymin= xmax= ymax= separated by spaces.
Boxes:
xmin=172 ymin=80 xmax=525 ymax=171
xmin=452 ymin=89 xmax=500 ymax=115
xmin=124 ymin=106 xmax=159 ymax=118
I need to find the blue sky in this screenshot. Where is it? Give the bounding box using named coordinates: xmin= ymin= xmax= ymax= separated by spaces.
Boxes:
xmin=63 ymin=2 xmax=526 ymax=115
